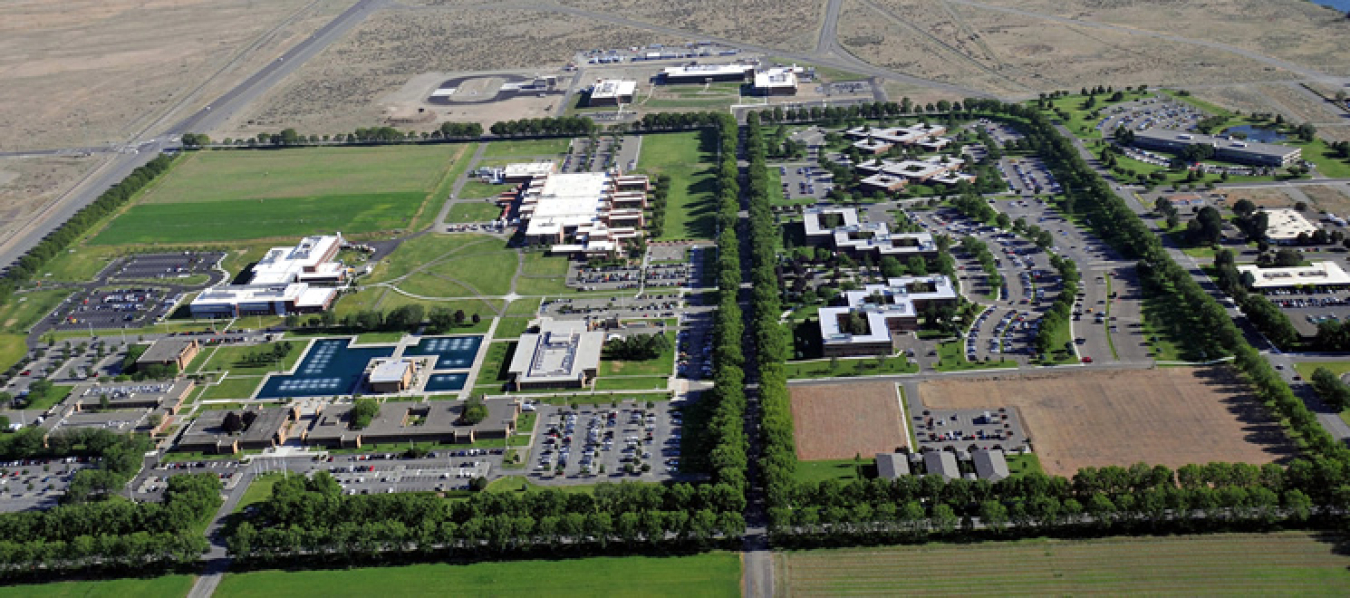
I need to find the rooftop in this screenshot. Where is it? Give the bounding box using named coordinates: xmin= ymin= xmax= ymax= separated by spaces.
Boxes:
xmin=592 ymin=79 xmax=637 ymax=98
xmin=250 ymin=235 xmax=342 ymax=285
xmin=508 ymin=318 xmax=604 ymax=385
xmin=1259 ymin=208 xmax=1320 ymax=241
xmin=137 ymin=338 xmax=197 ymax=364
xmin=1134 ymin=128 xmax=1301 ymax=159
xmin=1236 ymin=261 xmax=1350 ymax=289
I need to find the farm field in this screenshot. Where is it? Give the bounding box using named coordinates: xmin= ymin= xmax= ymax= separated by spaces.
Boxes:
xmin=774 ymin=532 xmax=1350 ymax=597
xmin=215 ymin=552 xmax=740 ymax=598
xmin=918 ymin=367 xmax=1295 ymax=477
xmin=637 ymin=132 xmax=717 ymax=240
xmin=0 ymin=575 xmax=195 ymax=598
xmin=789 ymin=382 xmax=907 ymax=460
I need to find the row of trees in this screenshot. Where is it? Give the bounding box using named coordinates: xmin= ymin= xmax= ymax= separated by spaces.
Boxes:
xmin=1034 ymin=254 xmax=1080 ymax=359
xmin=228 ymin=473 xmax=745 ymax=562
xmin=489 ymin=117 xmax=596 ymax=137
xmin=646 ymin=174 xmax=673 ymax=239
xmin=0 ymin=473 xmax=219 ymax=577
xmin=1212 ymin=249 xmax=1300 ymax=349
xmin=192 ymin=122 xmax=486 ymax=149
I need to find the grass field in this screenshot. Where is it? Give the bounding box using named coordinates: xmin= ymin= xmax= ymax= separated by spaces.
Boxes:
xmin=934 ymin=341 xmax=1016 ymax=372
xmin=1295 ymin=360 xmax=1350 ymax=381
xmin=139 ymin=146 xmax=457 ymax=204
xmin=200 ymin=375 xmax=263 ymax=400
xmin=0 ymin=575 xmax=195 ymax=598
xmin=774 ymin=532 xmax=1350 ymax=596
xmin=419 ymin=249 xmax=519 ymax=296
xmin=0 ymin=288 xmax=70 ymax=371
xmin=783 ymin=355 xmax=917 ymax=379
xmin=195 ymin=342 xmax=305 ymax=375
xmin=794 ymin=458 xmax=867 ymax=484
xmin=593 ymin=376 xmax=669 ymax=391
xmin=637 ymin=132 xmax=717 ymax=240
xmin=447 ymin=201 xmax=505 ymax=223
xmin=599 ymin=331 xmax=675 ymax=376
xmin=493 ymin=317 xmax=534 ymax=339
xmin=216 ymin=552 xmax=738 ymax=598
xmin=22 ymin=384 xmax=74 ymax=412
xmin=367 ymin=234 xmax=502 ymax=283
xmin=481 ymin=138 xmax=571 ymax=158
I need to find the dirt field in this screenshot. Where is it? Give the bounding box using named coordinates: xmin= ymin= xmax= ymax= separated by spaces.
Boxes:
xmin=0 ymin=0 xmax=352 ymax=151
xmin=790 ymin=382 xmax=908 ymax=460
xmin=1219 ymin=187 xmax=1302 ymax=210
xmin=1300 ymin=186 xmax=1350 ymax=215
xmin=0 ymin=154 xmax=105 ymax=250
xmin=554 ymin=0 xmax=823 ymax=52
xmin=222 ymin=7 xmax=692 ymax=138
xmin=917 ymin=367 xmax=1294 ymax=477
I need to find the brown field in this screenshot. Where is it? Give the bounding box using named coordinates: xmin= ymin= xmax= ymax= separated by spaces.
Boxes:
xmin=0 ymin=155 xmax=105 ymax=251
xmin=555 ymin=0 xmax=823 ymax=52
xmin=1220 ymin=187 xmax=1302 ymax=210
xmin=1256 ymin=83 xmax=1346 ymax=123
xmin=789 ymin=382 xmax=907 ymax=460
xmin=1300 ymin=186 xmax=1350 ymax=215
xmin=774 ymin=532 xmax=1350 ymax=597
xmin=917 ymin=367 xmax=1294 ymax=477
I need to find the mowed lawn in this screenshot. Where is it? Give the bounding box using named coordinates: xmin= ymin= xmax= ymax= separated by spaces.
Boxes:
xmin=638 ymin=132 xmax=717 ymax=240
xmin=93 ymin=145 xmax=463 ymax=244
xmin=215 ymin=553 xmax=740 ymax=598
xmin=776 ymin=533 xmax=1350 ymax=596
xmin=0 ymin=575 xmax=195 ymax=598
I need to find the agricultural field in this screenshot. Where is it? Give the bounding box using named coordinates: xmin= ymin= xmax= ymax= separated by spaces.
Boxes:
xmin=637 ymin=132 xmax=717 ymax=240
xmin=918 ymin=367 xmax=1295 ymax=477
xmin=215 ymin=552 xmax=740 ymax=598
xmin=789 ymin=382 xmax=908 ymax=460
xmin=0 ymin=575 xmax=195 ymax=598
xmin=774 ymin=532 xmax=1350 ymax=596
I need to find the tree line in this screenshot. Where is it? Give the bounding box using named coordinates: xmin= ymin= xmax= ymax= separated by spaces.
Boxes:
xmin=227 ymin=473 xmax=745 ymax=563
xmin=646 ymin=174 xmax=673 ymax=239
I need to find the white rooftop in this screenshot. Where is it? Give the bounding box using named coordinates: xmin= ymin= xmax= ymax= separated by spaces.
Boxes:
xmin=592 ymin=79 xmax=637 ymax=99
xmin=369 ymin=359 xmax=412 ymax=384
xmin=250 ymin=235 xmax=341 ymax=285
xmin=508 ymin=318 xmax=604 ymax=384
xmin=1236 ymin=261 xmax=1350 ymax=289
xmin=661 ymin=64 xmax=754 ymax=78
xmin=1259 ymin=208 xmax=1320 ymax=241
xmin=754 ymin=67 xmax=799 ymax=89
xmin=524 ymin=172 xmax=610 ymax=237
xmin=503 ymin=162 xmax=557 ymax=179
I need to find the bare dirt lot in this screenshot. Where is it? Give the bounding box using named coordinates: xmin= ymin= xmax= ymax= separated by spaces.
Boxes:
xmin=790 ymin=382 xmax=908 ymax=460
xmin=918 ymin=367 xmax=1294 ymax=477
xmin=1220 ymin=187 xmax=1301 ymax=210
xmin=0 ymin=155 xmax=105 ymax=250
xmin=1300 ymin=185 xmax=1350 ymax=216
xmin=0 ymin=0 xmax=352 ymax=151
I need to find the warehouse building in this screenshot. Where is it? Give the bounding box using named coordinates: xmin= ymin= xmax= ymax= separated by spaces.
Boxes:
xmin=507 ymin=318 xmax=603 ymax=390
xmin=1259 ymin=208 xmax=1321 ymax=244
xmin=1132 ymin=128 xmax=1302 ymax=167
xmin=517 ymin=171 xmax=650 ymax=254
xmin=818 ymin=276 xmax=959 ymax=357
xmin=589 ymin=79 xmax=637 ymax=106
xmin=658 ymin=63 xmax=755 ymax=83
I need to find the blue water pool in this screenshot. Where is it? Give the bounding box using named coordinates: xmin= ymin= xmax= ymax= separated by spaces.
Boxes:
xmin=403 ymin=335 xmax=483 ymax=369
xmin=255 ymin=338 xmax=396 ymax=398
xmin=424 ymin=373 xmax=468 ymax=392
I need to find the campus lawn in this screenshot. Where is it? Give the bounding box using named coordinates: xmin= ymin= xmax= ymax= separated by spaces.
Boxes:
xmin=421 ymin=249 xmax=519 ymax=296
xmin=593 ymin=376 xmax=669 ymax=391
xmin=375 ymin=294 xmax=499 ymax=332
xmin=447 ymin=201 xmax=505 ymax=223
xmin=367 ymin=234 xmax=503 ymax=283
xmin=505 ymin=296 xmax=543 ymax=316
xmin=934 ymin=341 xmax=1016 ymax=372
xmin=1292 ymin=137 xmax=1350 ymax=179
xmin=485 ymin=475 xmax=603 ymax=495
xmin=233 ymin=473 xmax=286 ymax=514
xmin=638 ymin=132 xmax=717 ymax=240
xmin=0 ymin=575 xmax=196 ymax=598
xmin=783 ymin=355 xmax=918 ymax=379
xmin=0 ymin=334 xmax=26 ymax=376
xmin=470 ymin=341 xmax=517 ymax=388
xmin=0 ymin=289 xmax=70 ymax=333
xmin=92 ymin=191 xmax=427 ymax=245
xmin=794 ymin=458 xmax=867 ymax=484
xmin=599 ymin=331 xmax=675 ymax=376
xmin=140 ymin=146 xmax=458 ymax=204
xmin=200 ymin=375 xmax=264 ymax=400
xmin=481 ymin=138 xmax=571 ymax=158
xmin=493 ymin=317 xmax=534 ymax=340
xmin=21 ymin=384 xmax=74 ymax=411
xmin=196 ymin=342 xmax=305 ymax=375
xmin=458 ymin=180 xmax=505 ymax=199
xmin=395 ymin=274 xmax=477 ymax=299
xmin=216 ymin=553 xmax=739 ymax=598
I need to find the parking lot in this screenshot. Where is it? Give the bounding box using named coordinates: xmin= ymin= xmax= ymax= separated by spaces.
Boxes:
xmin=909 ymin=405 xmax=1031 ymax=454
xmin=530 ymin=400 xmax=683 ymax=482
xmin=104 ymin=251 xmax=225 ymax=283
xmin=999 ymin=157 xmax=1061 ymax=196
xmin=541 ymin=293 xmax=684 ymax=319
xmin=50 ymin=287 xmax=173 ymax=331
xmin=1096 ymin=95 xmax=1205 ymax=136
xmin=326 ymin=454 xmax=495 ymax=494
xmin=569 ymin=261 xmax=693 ymax=292
xmin=775 ymin=162 xmax=835 ymax=202
xmin=0 ymin=458 xmax=95 ymax=513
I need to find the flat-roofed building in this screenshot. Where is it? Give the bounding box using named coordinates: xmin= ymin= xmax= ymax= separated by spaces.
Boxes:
xmin=176 ymin=405 xmax=298 ymax=454
xmin=589 ymin=79 xmax=637 ymax=106
xmin=136 ymin=338 xmax=199 ymax=372
xmin=659 ymin=63 xmax=754 ymax=83
xmin=973 ymin=449 xmax=1011 ymax=481
xmin=367 ymin=359 xmax=415 ymax=393
xmin=1236 ymin=261 xmax=1350 ymax=290
xmin=876 ymin=452 xmax=911 ymax=479
xmin=508 ymin=318 xmax=603 ymax=390
xmin=802 ymin=207 xmax=939 ymax=261
xmin=1259 ymin=208 xmax=1320 ymax=244
xmin=857 ymin=156 xmax=971 ymax=186
xmin=844 ymin=123 xmax=948 ymax=147
xmin=501 ymin=161 xmax=557 ymax=183
xmin=923 ymin=451 xmax=961 ymax=479
xmin=303 ymin=399 xmax=519 ymax=448
xmin=516 ymin=171 xmax=649 ymax=255
xmin=190 ymin=283 xmax=337 ymax=318
xmin=72 ymin=380 xmax=194 ymax=413
xmin=753 ymin=67 xmax=799 ymax=96
xmin=1132 ymin=128 xmax=1302 ymax=167
xmin=819 ymin=276 xmax=959 ymax=357
xmin=249 ymin=235 xmax=345 ymax=286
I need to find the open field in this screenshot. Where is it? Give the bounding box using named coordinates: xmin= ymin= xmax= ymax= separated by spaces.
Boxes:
xmin=918 ymin=367 xmax=1295 ymax=477
xmin=774 ymin=532 xmax=1350 ymax=597
xmin=789 ymin=382 xmax=908 ymax=460
xmin=0 ymin=155 xmax=104 ymax=253
xmin=447 ymin=201 xmax=504 ymax=223
xmin=366 ymin=234 xmax=501 ymax=283
xmin=1300 ymin=186 xmax=1350 ymax=216
xmin=215 ymin=552 xmax=740 ymax=598
xmin=195 ymin=342 xmax=306 ymax=375
xmin=0 ymin=288 xmax=70 ymax=370
xmin=637 ymin=132 xmax=717 ymax=240
xmin=0 ymin=575 xmax=195 ymax=598
xmin=481 ymin=138 xmax=570 ymax=158
xmin=141 ymin=146 xmax=458 ymax=204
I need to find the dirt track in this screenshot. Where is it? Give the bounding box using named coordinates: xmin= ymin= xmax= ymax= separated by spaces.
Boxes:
xmin=790 ymin=382 xmax=908 ymax=460
xmin=919 ymin=367 xmax=1295 ymax=477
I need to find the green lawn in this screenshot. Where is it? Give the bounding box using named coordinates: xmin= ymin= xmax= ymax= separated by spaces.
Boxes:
xmin=505 ymin=296 xmax=543 ymax=316
xmin=776 ymin=532 xmax=1350 ymax=595
xmin=784 ymin=355 xmax=917 ymax=379
xmin=195 ymin=342 xmax=305 ymax=375
xmin=200 ymin=375 xmax=264 ymax=400
xmin=93 ymin=192 xmax=427 ymax=245
xmin=934 ymin=341 xmax=1016 ymax=372
xmin=599 ymin=331 xmax=675 ymax=376
xmin=395 ymin=274 xmax=476 ymax=299
xmin=0 ymin=576 xmax=195 ymax=598
xmin=0 ymin=289 xmax=69 ymax=333
xmin=447 ymin=201 xmax=505 ymax=223
xmin=1294 ymin=360 xmax=1350 ymax=381
xmin=216 ymin=554 xmax=739 ymax=598
xmin=421 ymin=249 xmax=519 ymax=296
xmin=368 ymin=234 xmax=503 ymax=283
xmin=233 ymin=473 xmax=286 ymax=514
xmin=458 ymin=180 xmax=506 ymax=199
xmin=493 ymin=317 xmax=534 ymax=339
xmin=0 ymin=334 xmax=26 ymax=376
xmin=514 ymin=276 xmax=570 ymax=295
xmin=521 ymin=252 xmax=570 ymax=277
xmin=1006 ymin=452 xmax=1044 ymax=478
xmin=470 ymin=341 xmax=517 ymax=389
xmin=140 ymin=146 xmax=457 ymax=204
xmin=485 ymin=475 xmax=604 ymax=495
xmin=22 ymin=384 xmax=74 ymax=411
xmin=794 ymin=458 xmax=867 ymax=484
xmin=593 ymin=376 xmax=669 ymax=391
xmin=1294 ymin=137 xmax=1350 ymax=179
xmin=638 ymin=132 xmax=717 ymax=240
xmin=481 ymin=138 xmax=571 ymax=158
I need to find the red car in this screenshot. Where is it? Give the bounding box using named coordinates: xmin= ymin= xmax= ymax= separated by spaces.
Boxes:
xmin=1081 ymin=356 xmax=1093 ymax=363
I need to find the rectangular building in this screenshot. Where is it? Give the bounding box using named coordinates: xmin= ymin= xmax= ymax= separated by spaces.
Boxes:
xmin=1132 ymin=128 xmax=1302 ymax=167
xmin=1236 ymin=261 xmax=1350 ymax=290
xmin=802 ymin=207 xmax=939 ymax=261
xmin=923 ymin=451 xmax=961 ymax=479
xmin=972 ymin=449 xmax=1011 ymax=482
xmin=753 ymin=67 xmax=799 ymax=96
xmin=303 ymin=399 xmax=519 ymax=448
xmin=136 ymin=338 xmax=199 ymax=372
xmin=176 ymin=405 xmax=298 ymax=454
xmin=367 ymin=359 xmax=415 ymax=393
xmin=589 ymin=79 xmax=637 ymax=106
xmin=1259 ymin=208 xmax=1320 ymax=244
xmin=659 ymin=64 xmax=754 ymax=83
xmin=516 ymin=171 xmax=649 ymax=254
xmin=190 ymin=234 xmax=347 ymax=317
xmin=508 ymin=318 xmax=603 ymax=390
xmin=875 ymin=452 xmax=911 ymax=480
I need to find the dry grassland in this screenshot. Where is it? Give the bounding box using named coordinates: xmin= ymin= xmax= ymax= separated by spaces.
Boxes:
xmin=0 ymin=0 xmax=352 ymax=151
xmin=973 ymin=0 xmax=1350 ymax=77
xmin=225 ymin=7 xmax=692 ymax=137
xmin=1192 ymin=85 xmax=1290 ymax=117
xmin=1220 ymin=187 xmax=1301 ymax=210
xmin=918 ymin=367 xmax=1294 ymax=477
xmin=1255 ymin=83 xmax=1347 ymax=123
xmin=1300 ymin=186 xmax=1350 ymax=215
xmin=0 ymin=155 xmax=105 ymax=248
xmin=554 ymin=0 xmax=823 ymax=52
xmin=789 ymin=382 xmax=908 ymax=461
